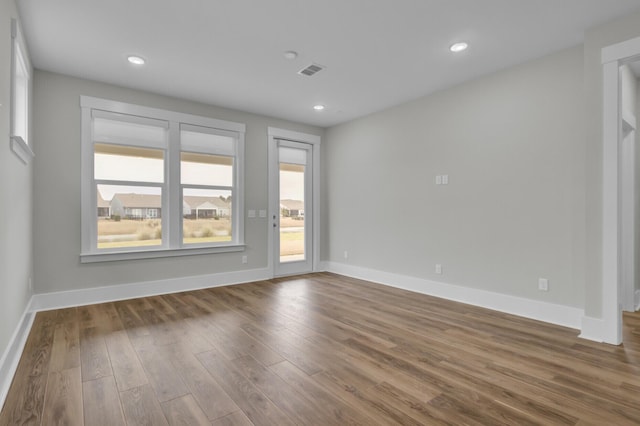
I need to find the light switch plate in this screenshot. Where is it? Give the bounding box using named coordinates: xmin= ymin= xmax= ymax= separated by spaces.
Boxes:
xmin=259 ymin=209 xmax=267 ymax=218
xmin=538 ymin=278 xmax=549 ymax=291
xmin=248 ymin=210 xmax=256 ymax=218
xmin=436 ymin=175 xmax=442 ymax=185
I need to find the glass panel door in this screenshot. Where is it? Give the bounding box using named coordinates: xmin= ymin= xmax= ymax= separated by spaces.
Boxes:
xmin=275 ymin=140 xmax=312 ymax=276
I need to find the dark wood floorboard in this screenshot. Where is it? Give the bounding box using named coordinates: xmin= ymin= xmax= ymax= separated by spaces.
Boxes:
xmin=2 ymin=272 xmax=640 ymax=425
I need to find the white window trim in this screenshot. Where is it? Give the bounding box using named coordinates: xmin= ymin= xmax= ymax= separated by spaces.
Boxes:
xmin=81 ymin=245 xmax=245 ymax=264
xmin=80 ymin=96 xmax=246 ymax=263
xmin=9 ymin=18 xmax=34 ymax=165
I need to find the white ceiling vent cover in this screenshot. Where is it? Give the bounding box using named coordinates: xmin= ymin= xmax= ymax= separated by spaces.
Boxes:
xmin=298 ymin=63 xmax=325 ymax=77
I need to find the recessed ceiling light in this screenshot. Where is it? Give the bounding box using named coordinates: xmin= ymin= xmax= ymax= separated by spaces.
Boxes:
xmin=313 ymin=104 xmax=325 ymax=111
xmin=283 ymin=50 xmax=298 ymax=60
xmin=127 ymin=55 xmax=146 ymax=65
xmin=449 ymin=42 xmax=468 ymax=53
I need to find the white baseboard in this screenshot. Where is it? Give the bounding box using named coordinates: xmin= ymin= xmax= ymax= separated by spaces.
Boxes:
xmin=579 ymin=316 xmax=605 ymax=342
xmin=636 ymin=290 xmax=640 ymax=311
xmin=317 ymin=261 xmax=329 ymax=272
xmin=29 ymin=267 xmax=271 ymax=312
xmin=0 ymin=305 xmax=35 ymax=412
xmin=325 ymin=261 xmax=584 ymax=330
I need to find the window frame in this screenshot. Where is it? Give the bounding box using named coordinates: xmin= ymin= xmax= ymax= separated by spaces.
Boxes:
xmin=9 ymin=18 xmax=34 ymax=164
xmin=80 ymin=96 xmax=246 ymax=263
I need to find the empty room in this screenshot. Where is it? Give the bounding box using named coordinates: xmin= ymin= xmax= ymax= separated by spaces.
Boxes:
xmin=3 ymin=0 xmax=640 ymax=424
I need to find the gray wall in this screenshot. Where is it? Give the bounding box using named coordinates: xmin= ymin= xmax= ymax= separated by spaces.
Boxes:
xmin=324 ymin=46 xmax=585 ymax=308
xmin=0 ymin=0 xmax=33 ymax=360
xmin=33 ymin=70 xmax=322 ymax=293
xmin=584 ymin=11 xmax=640 ymax=317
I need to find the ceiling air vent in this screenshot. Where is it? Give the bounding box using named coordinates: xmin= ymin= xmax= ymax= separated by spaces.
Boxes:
xmin=298 ymin=63 xmax=325 ymax=77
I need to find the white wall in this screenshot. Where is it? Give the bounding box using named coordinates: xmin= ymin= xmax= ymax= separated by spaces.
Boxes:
xmin=0 ymin=0 xmax=33 ymax=363
xmin=324 ymin=46 xmax=585 ymax=308
xmin=33 ymin=71 xmax=322 ymax=294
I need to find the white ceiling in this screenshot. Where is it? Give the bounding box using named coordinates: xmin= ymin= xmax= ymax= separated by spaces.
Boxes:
xmin=17 ymin=0 xmax=640 ymax=128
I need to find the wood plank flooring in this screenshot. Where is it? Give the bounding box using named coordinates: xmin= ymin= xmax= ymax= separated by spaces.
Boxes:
xmin=2 ymin=272 xmax=640 ymax=425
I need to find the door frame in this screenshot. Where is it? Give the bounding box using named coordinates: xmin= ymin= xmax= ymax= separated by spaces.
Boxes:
xmin=601 ymin=35 xmax=640 ymax=344
xmin=267 ymin=127 xmax=321 ymax=277
xmin=621 ymin=117 xmax=636 ymax=312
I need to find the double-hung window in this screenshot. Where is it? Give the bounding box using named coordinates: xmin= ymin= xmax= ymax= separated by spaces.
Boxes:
xmin=81 ymin=97 xmax=245 ymax=262
xmin=92 ymin=112 xmax=167 ymax=249
xmin=181 ymin=125 xmax=237 ymax=245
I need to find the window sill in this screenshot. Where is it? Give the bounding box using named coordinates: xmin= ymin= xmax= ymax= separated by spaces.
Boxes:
xmin=80 ymin=244 xmax=245 ymax=263
xmin=10 ymin=135 xmax=34 ymax=165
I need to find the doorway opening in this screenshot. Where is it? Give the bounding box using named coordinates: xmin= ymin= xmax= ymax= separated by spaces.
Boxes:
xmin=601 ymin=36 xmax=640 ymax=344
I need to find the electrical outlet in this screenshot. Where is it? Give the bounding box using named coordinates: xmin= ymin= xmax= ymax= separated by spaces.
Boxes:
xmin=435 ymin=175 xmax=442 ymax=185
xmin=248 ymin=210 xmax=256 ymax=218
xmin=435 ymin=264 xmax=443 ymax=274
xmin=242 ymin=255 xmax=248 ymax=264
xmin=442 ymin=175 xmax=449 ymax=185
xmin=344 ymin=250 xmax=349 ymax=259
xmin=538 ymin=278 xmax=549 ymax=291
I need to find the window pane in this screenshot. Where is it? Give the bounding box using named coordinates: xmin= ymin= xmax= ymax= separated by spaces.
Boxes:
xmin=97 ymin=185 xmax=162 ymax=249
xmin=183 ymin=188 xmax=232 ymax=244
xmin=95 ymin=143 xmax=164 ymax=183
xmin=280 ymin=163 xmax=305 ymax=262
xmin=181 ymin=152 xmax=233 ymax=186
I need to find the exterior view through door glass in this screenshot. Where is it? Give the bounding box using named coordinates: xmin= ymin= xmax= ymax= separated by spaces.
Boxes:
xmin=276 ymin=140 xmax=312 ymax=275
xmin=280 ymin=161 xmax=305 ymax=262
